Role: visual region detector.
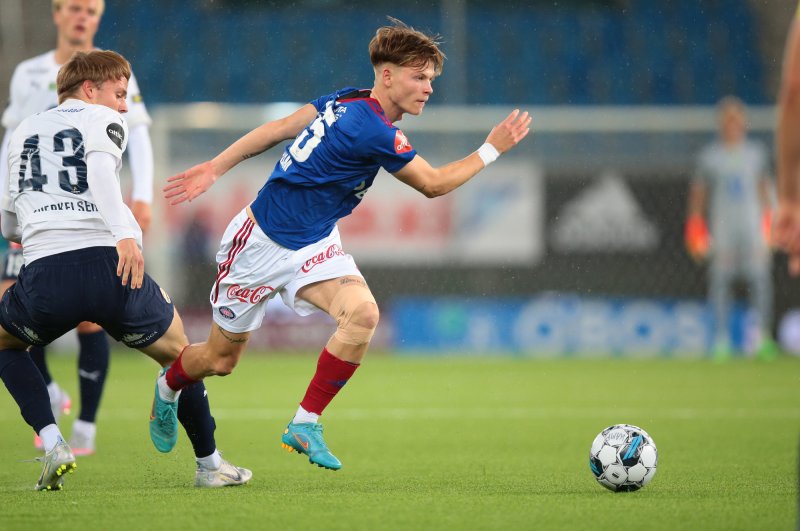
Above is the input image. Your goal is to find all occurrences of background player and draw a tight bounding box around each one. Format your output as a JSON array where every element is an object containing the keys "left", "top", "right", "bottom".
[
  {"left": 0, "top": 0, "right": 155, "bottom": 455},
  {"left": 685, "top": 96, "right": 777, "bottom": 360},
  {"left": 1, "top": 49, "right": 250, "bottom": 490},
  {"left": 153, "top": 19, "right": 531, "bottom": 470}
]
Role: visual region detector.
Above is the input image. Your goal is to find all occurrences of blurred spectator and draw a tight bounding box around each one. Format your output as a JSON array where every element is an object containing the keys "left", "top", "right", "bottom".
[
  {"left": 180, "top": 207, "right": 215, "bottom": 309},
  {"left": 685, "top": 96, "right": 778, "bottom": 360}
]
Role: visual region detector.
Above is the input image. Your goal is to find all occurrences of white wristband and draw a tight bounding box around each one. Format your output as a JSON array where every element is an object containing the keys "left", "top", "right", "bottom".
[{"left": 477, "top": 143, "right": 500, "bottom": 167}]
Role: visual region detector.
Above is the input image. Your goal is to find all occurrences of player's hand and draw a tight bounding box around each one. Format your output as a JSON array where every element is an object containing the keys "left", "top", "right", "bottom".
[
  {"left": 116, "top": 238, "right": 144, "bottom": 289},
  {"left": 684, "top": 214, "right": 710, "bottom": 263},
  {"left": 130, "top": 200, "right": 152, "bottom": 233},
  {"left": 485, "top": 109, "right": 532, "bottom": 154},
  {"left": 163, "top": 161, "right": 219, "bottom": 205},
  {"left": 773, "top": 200, "right": 800, "bottom": 275}
]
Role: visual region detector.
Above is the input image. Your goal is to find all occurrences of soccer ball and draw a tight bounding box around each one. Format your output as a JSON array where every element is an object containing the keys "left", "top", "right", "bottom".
[{"left": 589, "top": 424, "right": 657, "bottom": 492}]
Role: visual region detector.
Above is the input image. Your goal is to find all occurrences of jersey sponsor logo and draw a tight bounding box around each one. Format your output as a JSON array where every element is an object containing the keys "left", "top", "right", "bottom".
[
  {"left": 301, "top": 244, "right": 345, "bottom": 273},
  {"left": 106, "top": 123, "right": 125, "bottom": 149},
  {"left": 394, "top": 130, "right": 412, "bottom": 153},
  {"left": 219, "top": 306, "right": 236, "bottom": 320},
  {"left": 122, "top": 331, "right": 158, "bottom": 346},
  {"left": 226, "top": 284, "right": 272, "bottom": 304}
]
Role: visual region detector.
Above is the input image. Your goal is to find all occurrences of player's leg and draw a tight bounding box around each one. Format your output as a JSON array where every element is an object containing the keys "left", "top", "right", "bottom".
[
  {"left": 709, "top": 253, "right": 734, "bottom": 360},
  {"left": 0, "top": 278, "right": 76, "bottom": 490},
  {"left": 0, "top": 247, "right": 71, "bottom": 450},
  {"left": 281, "top": 275, "right": 379, "bottom": 470},
  {"left": 68, "top": 321, "right": 110, "bottom": 455},
  {"left": 137, "top": 307, "right": 251, "bottom": 486},
  {"left": 745, "top": 246, "right": 779, "bottom": 360}
]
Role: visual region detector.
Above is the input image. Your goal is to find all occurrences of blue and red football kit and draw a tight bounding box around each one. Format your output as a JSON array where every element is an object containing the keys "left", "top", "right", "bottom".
[{"left": 250, "top": 88, "right": 417, "bottom": 250}]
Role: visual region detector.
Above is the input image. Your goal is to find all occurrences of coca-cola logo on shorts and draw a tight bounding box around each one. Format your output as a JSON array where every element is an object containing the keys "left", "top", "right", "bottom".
[
  {"left": 301, "top": 244, "right": 345, "bottom": 273},
  {"left": 226, "top": 284, "right": 272, "bottom": 304}
]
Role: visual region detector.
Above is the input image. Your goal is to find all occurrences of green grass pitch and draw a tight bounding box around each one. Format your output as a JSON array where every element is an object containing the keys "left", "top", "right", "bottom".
[{"left": 0, "top": 352, "right": 797, "bottom": 530}]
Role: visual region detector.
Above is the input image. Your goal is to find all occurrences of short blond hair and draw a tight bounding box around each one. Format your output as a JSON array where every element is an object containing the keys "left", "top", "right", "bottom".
[
  {"left": 52, "top": 0, "right": 105, "bottom": 17},
  {"left": 369, "top": 17, "right": 445, "bottom": 75},
  {"left": 57, "top": 50, "right": 130, "bottom": 103}
]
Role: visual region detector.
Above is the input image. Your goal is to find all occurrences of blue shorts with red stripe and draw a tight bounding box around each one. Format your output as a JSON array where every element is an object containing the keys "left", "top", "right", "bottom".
[{"left": 0, "top": 246, "right": 174, "bottom": 347}]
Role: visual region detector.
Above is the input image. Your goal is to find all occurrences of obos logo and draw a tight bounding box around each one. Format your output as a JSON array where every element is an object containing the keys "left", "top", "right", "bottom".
[
  {"left": 219, "top": 306, "right": 236, "bottom": 320},
  {"left": 106, "top": 122, "right": 125, "bottom": 149}
]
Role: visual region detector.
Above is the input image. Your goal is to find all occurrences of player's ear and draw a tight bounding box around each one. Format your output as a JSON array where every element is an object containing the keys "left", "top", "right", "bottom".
[
  {"left": 81, "top": 80, "right": 96, "bottom": 100},
  {"left": 381, "top": 65, "right": 393, "bottom": 87}
]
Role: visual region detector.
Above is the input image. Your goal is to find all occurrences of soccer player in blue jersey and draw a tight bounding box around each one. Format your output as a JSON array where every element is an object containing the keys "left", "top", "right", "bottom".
[{"left": 156, "top": 18, "right": 531, "bottom": 470}]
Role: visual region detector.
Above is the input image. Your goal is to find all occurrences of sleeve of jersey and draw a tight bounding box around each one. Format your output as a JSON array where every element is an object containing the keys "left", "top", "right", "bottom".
[
  {"left": 83, "top": 107, "right": 128, "bottom": 158},
  {"left": 1, "top": 65, "right": 26, "bottom": 129},
  {"left": 362, "top": 123, "right": 417, "bottom": 173},
  {"left": 86, "top": 151, "right": 141, "bottom": 243},
  {"left": 124, "top": 71, "right": 152, "bottom": 128}
]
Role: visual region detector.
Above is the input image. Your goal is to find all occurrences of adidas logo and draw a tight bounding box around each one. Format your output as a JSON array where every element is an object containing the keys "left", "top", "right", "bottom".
[{"left": 550, "top": 172, "right": 659, "bottom": 252}]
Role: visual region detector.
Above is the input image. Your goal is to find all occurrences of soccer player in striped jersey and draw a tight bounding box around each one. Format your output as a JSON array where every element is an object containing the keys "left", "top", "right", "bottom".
[
  {"left": 0, "top": 0, "right": 153, "bottom": 455},
  {"left": 155, "top": 18, "right": 532, "bottom": 471}
]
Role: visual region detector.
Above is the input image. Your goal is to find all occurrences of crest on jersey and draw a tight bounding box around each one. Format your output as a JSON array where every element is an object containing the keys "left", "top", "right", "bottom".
[
  {"left": 394, "top": 130, "right": 412, "bottom": 153},
  {"left": 106, "top": 123, "right": 124, "bottom": 149}
]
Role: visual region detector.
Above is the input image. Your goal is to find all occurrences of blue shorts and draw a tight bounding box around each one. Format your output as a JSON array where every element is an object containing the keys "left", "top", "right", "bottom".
[{"left": 0, "top": 246, "right": 174, "bottom": 348}]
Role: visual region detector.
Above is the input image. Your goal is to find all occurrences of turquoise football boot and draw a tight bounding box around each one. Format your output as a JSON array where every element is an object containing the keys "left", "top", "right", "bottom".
[
  {"left": 281, "top": 422, "right": 342, "bottom": 470},
  {"left": 149, "top": 369, "right": 179, "bottom": 453}
]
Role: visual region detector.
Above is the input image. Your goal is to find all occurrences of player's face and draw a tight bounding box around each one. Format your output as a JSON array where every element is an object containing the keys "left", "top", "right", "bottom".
[
  {"left": 719, "top": 105, "right": 746, "bottom": 144},
  {"left": 54, "top": 0, "right": 102, "bottom": 47},
  {"left": 390, "top": 62, "right": 435, "bottom": 117},
  {"left": 90, "top": 77, "right": 128, "bottom": 113}
]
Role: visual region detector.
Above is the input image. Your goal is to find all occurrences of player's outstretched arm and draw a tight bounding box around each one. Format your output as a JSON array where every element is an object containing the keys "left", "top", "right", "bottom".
[
  {"left": 393, "top": 109, "right": 531, "bottom": 198},
  {"left": 164, "top": 104, "right": 318, "bottom": 205}
]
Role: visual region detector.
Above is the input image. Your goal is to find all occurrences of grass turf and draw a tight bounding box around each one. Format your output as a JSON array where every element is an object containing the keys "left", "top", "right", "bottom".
[{"left": 0, "top": 352, "right": 797, "bottom": 530}]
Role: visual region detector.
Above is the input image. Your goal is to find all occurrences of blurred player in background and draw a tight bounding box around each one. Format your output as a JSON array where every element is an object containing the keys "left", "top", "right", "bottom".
[
  {"left": 154, "top": 18, "right": 531, "bottom": 471},
  {"left": 0, "top": 0, "right": 154, "bottom": 455},
  {"left": 1, "top": 50, "right": 250, "bottom": 490},
  {"left": 685, "top": 96, "right": 777, "bottom": 361},
  {"left": 775, "top": 5, "right": 800, "bottom": 276}
]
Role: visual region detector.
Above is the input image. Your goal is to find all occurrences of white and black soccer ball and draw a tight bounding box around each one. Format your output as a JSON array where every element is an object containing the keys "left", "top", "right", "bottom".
[{"left": 589, "top": 424, "right": 657, "bottom": 492}]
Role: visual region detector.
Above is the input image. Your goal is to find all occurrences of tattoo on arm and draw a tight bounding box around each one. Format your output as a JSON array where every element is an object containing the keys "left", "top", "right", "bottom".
[
  {"left": 217, "top": 325, "right": 248, "bottom": 344},
  {"left": 241, "top": 152, "right": 261, "bottom": 161},
  {"left": 339, "top": 277, "right": 368, "bottom": 288}
]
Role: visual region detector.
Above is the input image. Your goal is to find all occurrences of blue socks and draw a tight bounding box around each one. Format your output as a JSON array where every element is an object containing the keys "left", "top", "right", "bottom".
[{"left": 0, "top": 348, "right": 55, "bottom": 433}]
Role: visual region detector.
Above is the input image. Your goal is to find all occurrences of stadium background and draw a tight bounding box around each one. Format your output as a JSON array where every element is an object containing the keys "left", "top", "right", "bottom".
[{"left": 1, "top": 0, "right": 799, "bottom": 356}]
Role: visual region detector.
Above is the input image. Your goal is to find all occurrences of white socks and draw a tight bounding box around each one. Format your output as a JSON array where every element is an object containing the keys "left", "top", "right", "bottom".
[
  {"left": 46, "top": 382, "right": 62, "bottom": 404},
  {"left": 196, "top": 450, "right": 222, "bottom": 470},
  {"left": 157, "top": 373, "right": 180, "bottom": 402},
  {"left": 39, "top": 424, "right": 64, "bottom": 453},
  {"left": 292, "top": 405, "right": 319, "bottom": 425},
  {"left": 71, "top": 419, "right": 96, "bottom": 439}
]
